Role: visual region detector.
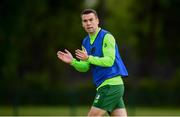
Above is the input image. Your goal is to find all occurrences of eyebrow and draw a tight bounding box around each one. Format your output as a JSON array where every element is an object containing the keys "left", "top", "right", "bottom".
[{"left": 83, "top": 18, "right": 94, "bottom": 22}]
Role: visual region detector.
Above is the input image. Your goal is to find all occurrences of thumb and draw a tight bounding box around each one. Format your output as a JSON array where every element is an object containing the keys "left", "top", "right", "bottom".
[
  {"left": 65, "top": 49, "right": 71, "bottom": 54},
  {"left": 64, "top": 49, "right": 72, "bottom": 56},
  {"left": 82, "top": 47, "right": 87, "bottom": 53}
]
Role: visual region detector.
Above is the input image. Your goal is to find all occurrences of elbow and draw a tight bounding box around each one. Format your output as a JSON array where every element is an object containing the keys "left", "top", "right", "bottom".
[
  {"left": 79, "top": 69, "right": 89, "bottom": 72},
  {"left": 105, "top": 59, "right": 114, "bottom": 67},
  {"left": 106, "top": 63, "right": 114, "bottom": 67},
  {"left": 75, "top": 66, "right": 89, "bottom": 72}
]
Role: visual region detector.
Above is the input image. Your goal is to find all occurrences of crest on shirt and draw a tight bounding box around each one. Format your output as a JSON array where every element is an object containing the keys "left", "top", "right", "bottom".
[
  {"left": 94, "top": 94, "right": 100, "bottom": 103},
  {"left": 104, "top": 43, "right": 107, "bottom": 48},
  {"left": 91, "top": 47, "right": 96, "bottom": 54}
]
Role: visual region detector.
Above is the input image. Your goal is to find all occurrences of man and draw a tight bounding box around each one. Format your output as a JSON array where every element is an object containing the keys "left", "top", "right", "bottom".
[{"left": 57, "top": 9, "right": 128, "bottom": 116}]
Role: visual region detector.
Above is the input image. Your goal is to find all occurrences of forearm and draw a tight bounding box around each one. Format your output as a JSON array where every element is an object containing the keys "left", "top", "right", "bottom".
[
  {"left": 71, "top": 58, "right": 90, "bottom": 72},
  {"left": 87, "top": 55, "right": 114, "bottom": 67}
]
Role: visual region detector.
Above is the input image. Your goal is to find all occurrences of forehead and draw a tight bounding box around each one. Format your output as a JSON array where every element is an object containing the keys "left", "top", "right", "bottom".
[{"left": 81, "top": 13, "right": 96, "bottom": 19}]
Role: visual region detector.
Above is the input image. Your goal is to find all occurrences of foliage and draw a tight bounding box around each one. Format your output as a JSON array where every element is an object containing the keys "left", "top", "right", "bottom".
[{"left": 0, "top": 0, "right": 180, "bottom": 106}]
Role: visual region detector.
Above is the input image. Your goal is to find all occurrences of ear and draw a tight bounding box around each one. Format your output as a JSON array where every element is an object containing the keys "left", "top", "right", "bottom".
[
  {"left": 97, "top": 18, "right": 99, "bottom": 25},
  {"left": 82, "top": 21, "right": 85, "bottom": 28}
]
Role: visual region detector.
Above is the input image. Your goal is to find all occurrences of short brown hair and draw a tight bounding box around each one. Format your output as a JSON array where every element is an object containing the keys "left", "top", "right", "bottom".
[{"left": 81, "top": 9, "right": 98, "bottom": 18}]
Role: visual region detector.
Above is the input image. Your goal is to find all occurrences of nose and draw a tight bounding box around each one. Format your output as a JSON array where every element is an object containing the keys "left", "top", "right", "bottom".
[{"left": 87, "top": 21, "right": 91, "bottom": 25}]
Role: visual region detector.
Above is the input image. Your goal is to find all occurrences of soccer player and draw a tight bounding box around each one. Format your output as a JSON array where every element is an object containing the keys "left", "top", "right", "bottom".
[{"left": 57, "top": 8, "right": 128, "bottom": 116}]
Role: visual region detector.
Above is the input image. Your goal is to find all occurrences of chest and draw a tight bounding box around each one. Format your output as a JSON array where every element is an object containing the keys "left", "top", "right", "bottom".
[{"left": 84, "top": 36, "right": 104, "bottom": 57}]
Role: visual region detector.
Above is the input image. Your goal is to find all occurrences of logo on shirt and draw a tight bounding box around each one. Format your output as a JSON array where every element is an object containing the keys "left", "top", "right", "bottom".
[
  {"left": 104, "top": 43, "right": 107, "bottom": 48},
  {"left": 94, "top": 94, "right": 100, "bottom": 103},
  {"left": 96, "top": 94, "right": 100, "bottom": 100},
  {"left": 91, "top": 47, "right": 96, "bottom": 54}
]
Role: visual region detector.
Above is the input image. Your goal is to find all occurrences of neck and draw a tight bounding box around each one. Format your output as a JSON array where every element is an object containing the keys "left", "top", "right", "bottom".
[{"left": 89, "top": 27, "right": 100, "bottom": 36}]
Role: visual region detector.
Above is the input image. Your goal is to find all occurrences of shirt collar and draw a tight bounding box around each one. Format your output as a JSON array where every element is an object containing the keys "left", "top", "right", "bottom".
[{"left": 89, "top": 27, "right": 101, "bottom": 39}]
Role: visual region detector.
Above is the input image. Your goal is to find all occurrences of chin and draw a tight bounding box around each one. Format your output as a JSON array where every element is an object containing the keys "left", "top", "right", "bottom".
[{"left": 87, "top": 29, "right": 94, "bottom": 33}]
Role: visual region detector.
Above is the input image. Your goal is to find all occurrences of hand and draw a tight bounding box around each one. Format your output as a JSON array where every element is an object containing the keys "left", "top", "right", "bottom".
[
  {"left": 57, "top": 49, "right": 73, "bottom": 64},
  {"left": 75, "top": 49, "right": 89, "bottom": 61}
]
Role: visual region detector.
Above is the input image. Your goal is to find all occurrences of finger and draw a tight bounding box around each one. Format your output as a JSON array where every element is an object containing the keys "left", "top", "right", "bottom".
[
  {"left": 76, "top": 55, "right": 83, "bottom": 60},
  {"left": 65, "top": 49, "right": 71, "bottom": 54},
  {"left": 76, "top": 49, "right": 84, "bottom": 55},
  {"left": 57, "top": 51, "right": 65, "bottom": 55},
  {"left": 75, "top": 49, "right": 81, "bottom": 53},
  {"left": 75, "top": 51, "right": 84, "bottom": 57},
  {"left": 76, "top": 56, "right": 81, "bottom": 60},
  {"left": 76, "top": 49, "right": 83, "bottom": 53},
  {"left": 57, "top": 52, "right": 64, "bottom": 57},
  {"left": 57, "top": 51, "right": 61, "bottom": 55},
  {"left": 57, "top": 52, "right": 65, "bottom": 57},
  {"left": 75, "top": 51, "right": 81, "bottom": 55},
  {"left": 57, "top": 54, "right": 63, "bottom": 60},
  {"left": 58, "top": 55, "right": 63, "bottom": 59},
  {"left": 75, "top": 51, "right": 83, "bottom": 56},
  {"left": 76, "top": 54, "right": 85, "bottom": 60},
  {"left": 75, "top": 51, "right": 82, "bottom": 56}
]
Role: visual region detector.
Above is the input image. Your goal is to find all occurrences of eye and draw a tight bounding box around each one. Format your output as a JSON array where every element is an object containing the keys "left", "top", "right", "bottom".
[
  {"left": 83, "top": 20, "right": 87, "bottom": 23},
  {"left": 89, "top": 18, "right": 93, "bottom": 22}
]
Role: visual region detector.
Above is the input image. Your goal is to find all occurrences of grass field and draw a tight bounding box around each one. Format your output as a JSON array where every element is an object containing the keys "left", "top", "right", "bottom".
[{"left": 0, "top": 106, "right": 180, "bottom": 116}]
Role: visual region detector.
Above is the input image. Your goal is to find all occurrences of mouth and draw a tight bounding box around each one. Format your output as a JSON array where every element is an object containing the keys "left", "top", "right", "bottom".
[{"left": 87, "top": 27, "right": 93, "bottom": 30}]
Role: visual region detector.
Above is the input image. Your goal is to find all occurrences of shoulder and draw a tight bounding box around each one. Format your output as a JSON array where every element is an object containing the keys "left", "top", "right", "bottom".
[
  {"left": 100, "top": 29, "right": 114, "bottom": 39},
  {"left": 82, "top": 35, "right": 89, "bottom": 44},
  {"left": 100, "top": 29, "right": 109, "bottom": 35},
  {"left": 104, "top": 33, "right": 115, "bottom": 43}
]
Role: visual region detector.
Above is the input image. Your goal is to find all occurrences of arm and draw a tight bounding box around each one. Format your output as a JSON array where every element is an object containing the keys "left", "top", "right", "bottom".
[
  {"left": 87, "top": 34, "right": 116, "bottom": 67},
  {"left": 71, "top": 58, "right": 90, "bottom": 72},
  {"left": 75, "top": 34, "right": 116, "bottom": 67},
  {"left": 57, "top": 49, "right": 90, "bottom": 72}
]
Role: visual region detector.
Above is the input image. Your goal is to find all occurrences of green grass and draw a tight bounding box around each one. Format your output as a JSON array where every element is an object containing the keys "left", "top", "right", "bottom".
[
  {"left": 128, "top": 107, "right": 180, "bottom": 116},
  {"left": 0, "top": 106, "right": 180, "bottom": 116}
]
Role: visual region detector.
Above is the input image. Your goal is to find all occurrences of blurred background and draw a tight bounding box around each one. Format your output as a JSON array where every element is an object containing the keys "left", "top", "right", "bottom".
[{"left": 0, "top": 0, "right": 180, "bottom": 116}]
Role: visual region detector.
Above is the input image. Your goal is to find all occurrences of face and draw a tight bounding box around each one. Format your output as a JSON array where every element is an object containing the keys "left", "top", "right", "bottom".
[{"left": 81, "top": 13, "right": 99, "bottom": 34}]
